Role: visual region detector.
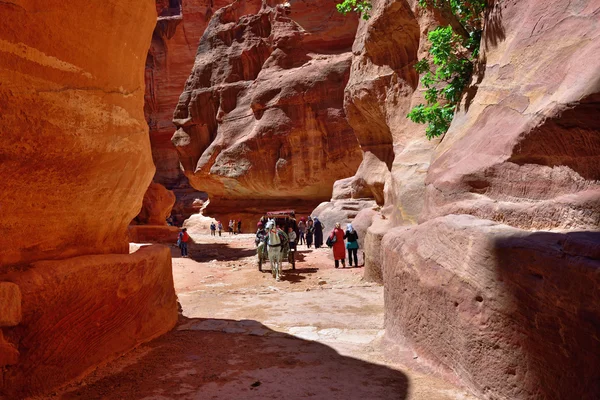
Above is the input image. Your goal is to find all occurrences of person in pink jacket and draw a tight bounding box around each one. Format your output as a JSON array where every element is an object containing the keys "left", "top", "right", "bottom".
[{"left": 329, "top": 222, "right": 346, "bottom": 268}]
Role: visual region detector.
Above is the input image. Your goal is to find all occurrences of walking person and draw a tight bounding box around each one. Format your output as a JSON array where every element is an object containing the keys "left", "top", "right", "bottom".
[
  {"left": 237, "top": 219, "right": 242, "bottom": 234},
  {"left": 344, "top": 223, "right": 359, "bottom": 267},
  {"left": 313, "top": 217, "right": 324, "bottom": 248},
  {"left": 228, "top": 220, "right": 234, "bottom": 235},
  {"left": 217, "top": 220, "right": 223, "bottom": 237},
  {"left": 177, "top": 228, "right": 190, "bottom": 258},
  {"left": 298, "top": 218, "right": 306, "bottom": 245},
  {"left": 305, "top": 219, "right": 314, "bottom": 248},
  {"left": 210, "top": 221, "right": 216, "bottom": 236},
  {"left": 328, "top": 223, "right": 346, "bottom": 268}
]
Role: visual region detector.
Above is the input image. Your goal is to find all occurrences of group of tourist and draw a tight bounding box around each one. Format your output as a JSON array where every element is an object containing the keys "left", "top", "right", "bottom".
[
  {"left": 254, "top": 215, "right": 360, "bottom": 268},
  {"left": 297, "top": 216, "right": 325, "bottom": 248},
  {"left": 228, "top": 219, "right": 242, "bottom": 234},
  {"left": 182, "top": 213, "right": 360, "bottom": 268},
  {"left": 209, "top": 221, "right": 224, "bottom": 236},
  {"left": 327, "top": 223, "right": 359, "bottom": 268}
]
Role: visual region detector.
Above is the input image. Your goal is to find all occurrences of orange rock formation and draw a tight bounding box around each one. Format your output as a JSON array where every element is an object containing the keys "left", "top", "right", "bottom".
[
  {"left": 0, "top": 1, "right": 177, "bottom": 396},
  {"left": 172, "top": 0, "right": 363, "bottom": 220}
]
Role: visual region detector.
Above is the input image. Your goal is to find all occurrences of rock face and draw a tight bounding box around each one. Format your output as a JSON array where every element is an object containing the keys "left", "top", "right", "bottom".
[
  {"left": 344, "top": 0, "right": 439, "bottom": 227},
  {"left": 371, "top": 0, "right": 600, "bottom": 399},
  {"left": 422, "top": 0, "right": 600, "bottom": 231},
  {"left": 0, "top": 1, "right": 154, "bottom": 266},
  {"left": 172, "top": 0, "right": 362, "bottom": 218},
  {"left": 134, "top": 182, "right": 176, "bottom": 226},
  {"left": 145, "top": 0, "right": 226, "bottom": 223},
  {"left": 1, "top": 246, "right": 177, "bottom": 397},
  {"left": 0, "top": 1, "right": 177, "bottom": 396},
  {"left": 383, "top": 215, "right": 600, "bottom": 399}
]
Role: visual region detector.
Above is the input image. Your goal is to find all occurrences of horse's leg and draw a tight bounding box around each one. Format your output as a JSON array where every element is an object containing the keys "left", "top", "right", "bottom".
[
  {"left": 275, "top": 249, "right": 282, "bottom": 281},
  {"left": 269, "top": 250, "right": 276, "bottom": 279}
]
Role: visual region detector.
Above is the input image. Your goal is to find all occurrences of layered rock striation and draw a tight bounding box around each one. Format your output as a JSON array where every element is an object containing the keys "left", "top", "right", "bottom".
[
  {"left": 145, "top": 0, "right": 227, "bottom": 223},
  {"left": 0, "top": 1, "right": 177, "bottom": 395},
  {"left": 172, "top": 0, "right": 362, "bottom": 218},
  {"left": 369, "top": 0, "right": 600, "bottom": 399}
]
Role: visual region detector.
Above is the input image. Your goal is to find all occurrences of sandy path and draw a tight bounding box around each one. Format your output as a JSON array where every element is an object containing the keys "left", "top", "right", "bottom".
[{"left": 46, "top": 233, "right": 477, "bottom": 400}]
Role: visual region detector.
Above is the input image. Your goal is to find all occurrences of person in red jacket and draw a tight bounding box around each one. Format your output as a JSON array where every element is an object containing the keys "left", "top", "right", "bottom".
[
  {"left": 178, "top": 228, "right": 190, "bottom": 257},
  {"left": 329, "top": 222, "right": 346, "bottom": 268}
]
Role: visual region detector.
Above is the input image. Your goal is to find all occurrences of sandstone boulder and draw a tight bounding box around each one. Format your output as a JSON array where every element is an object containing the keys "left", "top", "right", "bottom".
[
  {"left": 383, "top": 214, "right": 600, "bottom": 400},
  {"left": 351, "top": 151, "right": 391, "bottom": 205},
  {"left": 311, "top": 199, "right": 378, "bottom": 236},
  {"left": 183, "top": 213, "right": 217, "bottom": 234},
  {"left": 1, "top": 245, "right": 177, "bottom": 397},
  {"left": 134, "top": 182, "right": 176, "bottom": 226},
  {"left": 172, "top": 0, "right": 362, "bottom": 217}
]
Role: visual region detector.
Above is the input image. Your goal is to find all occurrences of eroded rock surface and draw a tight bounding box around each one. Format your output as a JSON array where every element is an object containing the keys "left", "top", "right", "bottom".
[
  {"left": 134, "top": 182, "right": 176, "bottom": 226},
  {"left": 145, "top": 0, "right": 226, "bottom": 224},
  {"left": 383, "top": 215, "right": 600, "bottom": 399},
  {"left": 0, "top": 1, "right": 155, "bottom": 266},
  {"left": 1, "top": 246, "right": 177, "bottom": 397},
  {"left": 0, "top": 1, "right": 177, "bottom": 396},
  {"left": 376, "top": 1, "right": 600, "bottom": 399},
  {"left": 422, "top": 0, "right": 600, "bottom": 230},
  {"left": 172, "top": 0, "right": 362, "bottom": 217}
]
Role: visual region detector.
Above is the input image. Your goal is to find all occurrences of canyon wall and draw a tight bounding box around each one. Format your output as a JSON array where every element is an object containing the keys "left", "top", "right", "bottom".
[
  {"left": 0, "top": 1, "right": 177, "bottom": 396},
  {"left": 171, "top": 0, "right": 363, "bottom": 221},
  {"left": 145, "top": 0, "right": 228, "bottom": 224},
  {"left": 359, "top": 0, "right": 600, "bottom": 399}
]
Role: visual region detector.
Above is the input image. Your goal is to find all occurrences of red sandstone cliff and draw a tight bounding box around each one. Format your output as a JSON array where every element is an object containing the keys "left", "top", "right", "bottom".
[
  {"left": 344, "top": 0, "right": 600, "bottom": 399},
  {"left": 0, "top": 1, "right": 177, "bottom": 396},
  {"left": 171, "top": 0, "right": 362, "bottom": 219},
  {"left": 145, "top": 0, "right": 229, "bottom": 224}
]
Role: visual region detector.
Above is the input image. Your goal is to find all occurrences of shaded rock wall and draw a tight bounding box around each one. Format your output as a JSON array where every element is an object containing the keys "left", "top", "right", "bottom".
[
  {"left": 172, "top": 0, "right": 362, "bottom": 218},
  {"left": 2, "top": 246, "right": 177, "bottom": 397},
  {"left": 376, "top": 0, "right": 600, "bottom": 399},
  {"left": 0, "top": 1, "right": 177, "bottom": 395},
  {"left": 384, "top": 215, "right": 600, "bottom": 399}
]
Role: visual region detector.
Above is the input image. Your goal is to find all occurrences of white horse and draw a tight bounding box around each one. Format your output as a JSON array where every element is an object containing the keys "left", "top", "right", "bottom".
[{"left": 266, "top": 220, "right": 284, "bottom": 281}]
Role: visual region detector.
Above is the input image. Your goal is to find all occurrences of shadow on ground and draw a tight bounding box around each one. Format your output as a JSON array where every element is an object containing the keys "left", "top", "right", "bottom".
[
  {"left": 172, "top": 241, "right": 257, "bottom": 262},
  {"left": 57, "top": 318, "right": 409, "bottom": 400}
]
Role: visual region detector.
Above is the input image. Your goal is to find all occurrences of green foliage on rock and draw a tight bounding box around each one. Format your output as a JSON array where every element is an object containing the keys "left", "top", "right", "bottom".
[
  {"left": 335, "top": 0, "right": 486, "bottom": 139},
  {"left": 336, "top": 0, "right": 372, "bottom": 20},
  {"left": 408, "top": 0, "right": 486, "bottom": 139}
]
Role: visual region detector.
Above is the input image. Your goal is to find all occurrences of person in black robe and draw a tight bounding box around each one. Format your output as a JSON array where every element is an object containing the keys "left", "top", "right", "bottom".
[
  {"left": 313, "top": 217, "right": 324, "bottom": 248},
  {"left": 305, "top": 219, "right": 314, "bottom": 248}
]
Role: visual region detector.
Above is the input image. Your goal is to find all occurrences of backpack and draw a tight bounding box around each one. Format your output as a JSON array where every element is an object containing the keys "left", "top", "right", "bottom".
[{"left": 326, "top": 231, "right": 337, "bottom": 248}]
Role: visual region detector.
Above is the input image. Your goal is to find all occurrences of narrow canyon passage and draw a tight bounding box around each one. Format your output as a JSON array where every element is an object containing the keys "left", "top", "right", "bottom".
[{"left": 47, "top": 234, "right": 475, "bottom": 400}]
